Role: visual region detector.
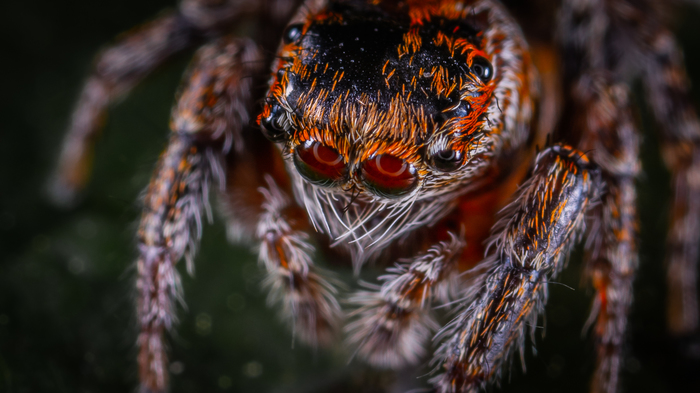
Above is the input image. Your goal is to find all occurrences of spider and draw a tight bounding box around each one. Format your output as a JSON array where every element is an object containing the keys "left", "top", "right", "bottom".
[{"left": 51, "top": 0, "right": 700, "bottom": 392}]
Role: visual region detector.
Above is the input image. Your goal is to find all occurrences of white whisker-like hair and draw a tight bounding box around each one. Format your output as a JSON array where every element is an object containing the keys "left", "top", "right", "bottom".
[{"left": 290, "top": 171, "right": 468, "bottom": 268}]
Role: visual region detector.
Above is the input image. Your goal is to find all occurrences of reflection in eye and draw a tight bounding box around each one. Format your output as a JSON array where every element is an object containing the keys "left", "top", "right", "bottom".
[
  {"left": 283, "top": 23, "right": 304, "bottom": 44},
  {"left": 361, "top": 154, "right": 418, "bottom": 198},
  {"left": 471, "top": 56, "right": 493, "bottom": 83},
  {"left": 431, "top": 148, "right": 463, "bottom": 172},
  {"left": 260, "top": 103, "right": 287, "bottom": 142},
  {"left": 293, "top": 141, "right": 347, "bottom": 187}
]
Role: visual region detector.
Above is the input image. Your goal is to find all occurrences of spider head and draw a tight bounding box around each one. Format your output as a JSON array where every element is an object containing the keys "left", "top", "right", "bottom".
[{"left": 258, "top": 0, "right": 534, "bottom": 252}]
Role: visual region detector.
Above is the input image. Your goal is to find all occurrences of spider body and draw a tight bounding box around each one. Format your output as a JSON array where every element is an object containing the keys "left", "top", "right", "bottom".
[{"left": 52, "top": 0, "right": 700, "bottom": 392}]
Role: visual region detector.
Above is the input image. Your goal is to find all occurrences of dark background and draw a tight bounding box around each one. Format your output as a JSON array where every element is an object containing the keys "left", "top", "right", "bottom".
[{"left": 1, "top": 1, "right": 700, "bottom": 392}]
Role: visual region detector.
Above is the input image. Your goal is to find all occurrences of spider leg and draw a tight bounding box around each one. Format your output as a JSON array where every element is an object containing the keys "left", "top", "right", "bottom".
[
  {"left": 574, "top": 74, "right": 640, "bottom": 393},
  {"left": 50, "top": 0, "right": 258, "bottom": 204},
  {"left": 561, "top": 0, "right": 700, "bottom": 337},
  {"left": 641, "top": 28, "right": 700, "bottom": 335},
  {"left": 347, "top": 230, "right": 466, "bottom": 368},
  {"left": 256, "top": 177, "right": 343, "bottom": 346},
  {"left": 431, "top": 145, "right": 599, "bottom": 393},
  {"left": 135, "top": 37, "right": 262, "bottom": 393}
]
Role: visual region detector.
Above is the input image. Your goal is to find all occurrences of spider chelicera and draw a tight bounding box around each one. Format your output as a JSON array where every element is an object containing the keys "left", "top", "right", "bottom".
[{"left": 52, "top": 0, "right": 700, "bottom": 392}]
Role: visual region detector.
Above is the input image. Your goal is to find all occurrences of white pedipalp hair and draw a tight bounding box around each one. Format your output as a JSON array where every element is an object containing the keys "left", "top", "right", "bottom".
[{"left": 290, "top": 170, "right": 462, "bottom": 269}]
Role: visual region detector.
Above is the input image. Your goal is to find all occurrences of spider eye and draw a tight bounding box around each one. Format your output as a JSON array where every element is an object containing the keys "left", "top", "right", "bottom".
[
  {"left": 260, "top": 103, "right": 288, "bottom": 142},
  {"left": 283, "top": 23, "right": 304, "bottom": 44},
  {"left": 431, "top": 149, "right": 463, "bottom": 172},
  {"left": 471, "top": 56, "right": 493, "bottom": 83},
  {"left": 293, "top": 141, "right": 347, "bottom": 186},
  {"left": 361, "top": 154, "right": 418, "bottom": 198},
  {"left": 439, "top": 100, "right": 472, "bottom": 123},
  {"left": 451, "top": 101, "right": 472, "bottom": 118}
]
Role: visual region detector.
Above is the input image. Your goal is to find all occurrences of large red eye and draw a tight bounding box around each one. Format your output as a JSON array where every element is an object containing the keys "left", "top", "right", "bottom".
[
  {"left": 361, "top": 154, "right": 418, "bottom": 198},
  {"left": 293, "top": 141, "right": 347, "bottom": 186}
]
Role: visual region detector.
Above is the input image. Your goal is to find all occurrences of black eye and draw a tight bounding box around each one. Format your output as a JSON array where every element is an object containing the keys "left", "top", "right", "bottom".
[
  {"left": 260, "top": 103, "right": 287, "bottom": 142},
  {"left": 450, "top": 100, "right": 471, "bottom": 118},
  {"left": 438, "top": 91, "right": 471, "bottom": 124},
  {"left": 431, "top": 149, "right": 463, "bottom": 172},
  {"left": 471, "top": 56, "right": 493, "bottom": 83},
  {"left": 283, "top": 23, "right": 304, "bottom": 44}
]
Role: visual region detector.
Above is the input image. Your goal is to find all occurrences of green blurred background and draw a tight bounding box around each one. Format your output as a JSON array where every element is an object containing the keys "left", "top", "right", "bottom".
[{"left": 1, "top": 1, "right": 700, "bottom": 392}]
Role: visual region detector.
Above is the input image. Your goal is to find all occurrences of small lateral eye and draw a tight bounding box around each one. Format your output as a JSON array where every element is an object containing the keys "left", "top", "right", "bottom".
[
  {"left": 451, "top": 101, "right": 471, "bottom": 118},
  {"left": 260, "top": 103, "right": 287, "bottom": 142},
  {"left": 471, "top": 56, "right": 493, "bottom": 83},
  {"left": 361, "top": 154, "right": 418, "bottom": 198},
  {"left": 440, "top": 100, "right": 472, "bottom": 123},
  {"left": 438, "top": 91, "right": 472, "bottom": 124},
  {"left": 293, "top": 141, "right": 347, "bottom": 187},
  {"left": 431, "top": 148, "right": 463, "bottom": 172},
  {"left": 283, "top": 23, "right": 304, "bottom": 44}
]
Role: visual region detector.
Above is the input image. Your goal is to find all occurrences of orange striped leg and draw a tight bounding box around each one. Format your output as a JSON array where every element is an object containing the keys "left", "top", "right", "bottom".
[
  {"left": 432, "top": 145, "right": 598, "bottom": 393},
  {"left": 574, "top": 74, "right": 640, "bottom": 393},
  {"left": 346, "top": 231, "right": 466, "bottom": 368},
  {"left": 643, "top": 29, "right": 700, "bottom": 334},
  {"left": 135, "top": 38, "right": 262, "bottom": 393}
]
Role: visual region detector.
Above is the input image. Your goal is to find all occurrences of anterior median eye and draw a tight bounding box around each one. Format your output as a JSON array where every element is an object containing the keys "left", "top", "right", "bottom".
[
  {"left": 361, "top": 154, "right": 418, "bottom": 198},
  {"left": 293, "top": 141, "right": 347, "bottom": 186}
]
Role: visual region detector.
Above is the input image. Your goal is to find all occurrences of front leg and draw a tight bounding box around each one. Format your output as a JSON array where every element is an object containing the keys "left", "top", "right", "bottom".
[
  {"left": 432, "top": 145, "right": 598, "bottom": 392},
  {"left": 136, "top": 37, "right": 262, "bottom": 392}
]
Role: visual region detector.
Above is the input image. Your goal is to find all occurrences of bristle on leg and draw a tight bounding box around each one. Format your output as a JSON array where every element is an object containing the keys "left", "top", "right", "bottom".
[
  {"left": 257, "top": 177, "right": 342, "bottom": 345},
  {"left": 431, "top": 146, "right": 598, "bottom": 392},
  {"left": 347, "top": 233, "right": 465, "bottom": 368}
]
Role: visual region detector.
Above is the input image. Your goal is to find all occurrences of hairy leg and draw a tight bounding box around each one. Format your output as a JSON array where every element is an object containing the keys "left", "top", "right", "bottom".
[
  {"left": 558, "top": 3, "right": 658, "bottom": 391},
  {"left": 575, "top": 73, "right": 640, "bottom": 393},
  {"left": 642, "top": 28, "right": 700, "bottom": 335},
  {"left": 135, "top": 37, "right": 262, "bottom": 393},
  {"left": 347, "top": 230, "right": 466, "bottom": 368},
  {"left": 560, "top": 0, "right": 700, "bottom": 337},
  {"left": 51, "top": 0, "right": 261, "bottom": 204},
  {"left": 256, "top": 177, "right": 343, "bottom": 346},
  {"left": 432, "top": 145, "right": 598, "bottom": 393}
]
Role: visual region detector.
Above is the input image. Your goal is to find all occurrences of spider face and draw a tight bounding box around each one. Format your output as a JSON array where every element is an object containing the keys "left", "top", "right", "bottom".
[
  {"left": 259, "top": 0, "right": 535, "bottom": 251},
  {"left": 261, "top": 2, "right": 510, "bottom": 199}
]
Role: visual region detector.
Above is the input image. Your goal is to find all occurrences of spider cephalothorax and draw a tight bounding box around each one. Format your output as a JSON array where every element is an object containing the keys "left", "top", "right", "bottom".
[
  {"left": 260, "top": 0, "right": 537, "bottom": 256},
  {"left": 52, "top": 0, "right": 700, "bottom": 392}
]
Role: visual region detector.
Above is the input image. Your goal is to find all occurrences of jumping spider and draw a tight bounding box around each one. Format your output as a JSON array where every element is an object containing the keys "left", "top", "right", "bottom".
[{"left": 52, "top": 0, "right": 700, "bottom": 392}]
